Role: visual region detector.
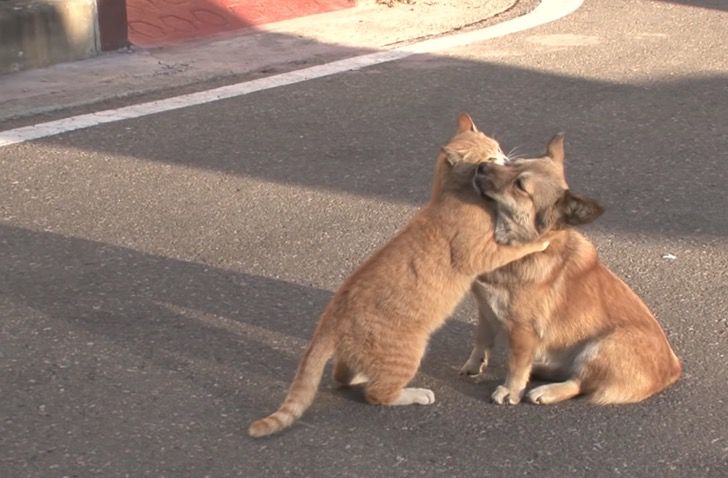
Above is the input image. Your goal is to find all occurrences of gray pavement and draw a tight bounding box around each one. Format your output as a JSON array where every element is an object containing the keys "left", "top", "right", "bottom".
[{"left": 1, "top": 0, "right": 728, "bottom": 476}]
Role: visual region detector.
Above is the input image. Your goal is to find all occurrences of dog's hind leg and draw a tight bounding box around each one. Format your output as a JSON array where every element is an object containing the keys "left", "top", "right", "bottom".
[{"left": 527, "top": 380, "right": 581, "bottom": 405}]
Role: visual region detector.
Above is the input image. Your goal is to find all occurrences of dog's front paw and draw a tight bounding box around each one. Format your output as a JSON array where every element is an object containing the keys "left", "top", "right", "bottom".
[
  {"left": 491, "top": 385, "right": 522, "bottom": 405},
  {"left": 459, "top": 358, "right": 486, "bottom": 377}
]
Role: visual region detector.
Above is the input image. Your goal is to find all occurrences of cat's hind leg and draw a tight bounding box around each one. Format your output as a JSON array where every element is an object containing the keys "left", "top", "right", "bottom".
[
  {"left": 333, "top": 359, "right": 367, "bottom": 387},
  {"left": 365, "top": 380, "right": 435, "bottom": 406},
  {"left": 363, "top": 345, "right": 434, "bottom": 406}
]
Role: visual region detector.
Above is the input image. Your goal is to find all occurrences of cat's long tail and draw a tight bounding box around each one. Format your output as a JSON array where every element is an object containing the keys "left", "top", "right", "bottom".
[{"left": 248, "top": 319, "right": 336, "bottom": 437}]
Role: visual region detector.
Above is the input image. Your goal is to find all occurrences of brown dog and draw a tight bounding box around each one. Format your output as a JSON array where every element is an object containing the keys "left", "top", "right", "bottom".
[{"left": 461, "top": 133, "right": 681, "bottom": 405}]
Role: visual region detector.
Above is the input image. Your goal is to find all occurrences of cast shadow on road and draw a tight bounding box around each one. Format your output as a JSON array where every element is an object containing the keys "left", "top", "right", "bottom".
[
  {"left": 662, "top": 0, "right": 728, "bottom": 11},
  {"left": 40, "top": 56, "right": 728, "bottom": 241},
  {"left": 0, "top": 223, "right": 491, "bottom": 412}
]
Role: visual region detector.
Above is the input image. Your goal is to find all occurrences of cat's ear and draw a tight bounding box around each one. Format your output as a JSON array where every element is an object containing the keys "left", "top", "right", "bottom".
[
  {"left": 546, "top": 132, "right": 565, "bottom": 164},
  {"left": 456, "top": 112, "right": 479, "bottom": 133},
  {"left": 441, "top": 146, "right": 462, "bottom": 166}
]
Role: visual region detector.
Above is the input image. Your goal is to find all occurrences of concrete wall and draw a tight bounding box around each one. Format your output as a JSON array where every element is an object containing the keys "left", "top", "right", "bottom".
[{"left": 0, "top": 0, "right": 100, "bottom": 74}]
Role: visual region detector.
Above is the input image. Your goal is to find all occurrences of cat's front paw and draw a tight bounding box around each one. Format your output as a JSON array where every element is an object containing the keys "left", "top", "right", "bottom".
[{"left": 491, "top": 385, "right": 523, "bottom": 405}]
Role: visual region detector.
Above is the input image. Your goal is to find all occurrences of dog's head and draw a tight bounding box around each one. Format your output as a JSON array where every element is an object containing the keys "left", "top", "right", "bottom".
[{"left": 473, "top": 133, "right": 604, "bottom": 244}]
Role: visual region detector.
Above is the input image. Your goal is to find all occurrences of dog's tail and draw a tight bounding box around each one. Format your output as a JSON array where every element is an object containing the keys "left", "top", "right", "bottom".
[{"left": 248, "top": 320, "right": 335, "bottom": 437}]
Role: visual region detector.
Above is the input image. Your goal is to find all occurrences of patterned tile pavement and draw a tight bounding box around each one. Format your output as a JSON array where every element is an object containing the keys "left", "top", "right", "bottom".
[{"left": 127, "top": 0, "right": 356, "bottom": 47}]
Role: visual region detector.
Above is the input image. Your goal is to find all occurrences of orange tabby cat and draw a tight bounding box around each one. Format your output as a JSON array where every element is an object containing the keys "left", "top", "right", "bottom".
[{"left": 248, "top": 114, "right": 549, "bottom": 437}]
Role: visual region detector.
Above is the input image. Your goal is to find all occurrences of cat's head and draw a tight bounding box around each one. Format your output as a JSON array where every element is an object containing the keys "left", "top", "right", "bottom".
[{"left": 432, "top": 113, "right": 507, "bottom": 196}]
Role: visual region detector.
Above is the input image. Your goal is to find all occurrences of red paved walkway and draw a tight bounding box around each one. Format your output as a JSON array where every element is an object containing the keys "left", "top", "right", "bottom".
[{"left": 127, "top": 0, "right": 356, "bottom": 47}]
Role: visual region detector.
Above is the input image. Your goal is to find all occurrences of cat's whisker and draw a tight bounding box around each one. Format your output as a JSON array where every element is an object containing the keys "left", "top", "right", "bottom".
[
  {"left": 507, "top": 145, "right": 523, "bottom": 157},
  {"left": 505, "top": 145, "right": 526, "bottom": 164}
]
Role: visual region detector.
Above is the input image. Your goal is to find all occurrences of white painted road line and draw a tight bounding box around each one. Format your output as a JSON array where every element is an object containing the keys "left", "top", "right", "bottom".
[{"left": 0, "top": 0, "right": 583, "bottom": 148}]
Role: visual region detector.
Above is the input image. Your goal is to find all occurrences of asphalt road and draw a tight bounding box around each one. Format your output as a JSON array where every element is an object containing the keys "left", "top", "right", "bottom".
[{"left": 1, "top": 0, "right": 727, "bottom": 476}]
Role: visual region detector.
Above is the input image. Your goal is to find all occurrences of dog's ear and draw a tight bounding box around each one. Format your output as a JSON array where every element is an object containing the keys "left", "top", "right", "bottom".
[
  {"left": 456, "top": 112, "right": 479, "bottom": 134},
  {"left": 559, "top": 190, "right": 604, "bottom": 226},
  {"left": 537, "top": 190, "right": 603, "bottom": 232},
  {"left": 546, "top": 132, "right": 565, "bottom": 165}
]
